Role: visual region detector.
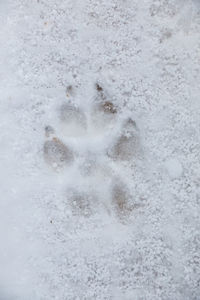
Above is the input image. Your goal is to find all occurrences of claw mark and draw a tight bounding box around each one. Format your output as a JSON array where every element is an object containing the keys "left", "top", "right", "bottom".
[
  {"left": 66, "top": 85, "right": 74, "bottom": 98},
  {"left": 124, "top": 118, "right": 137, "bottom": 131},
  {"left": 95, "top": 83, "right": 103, "bottom": 92},
  {"left": 95, "top": 82, "right": 117, "bottom": 115},
  {"left": 45, "top": 125, "right": 55, "bottom": 138}
]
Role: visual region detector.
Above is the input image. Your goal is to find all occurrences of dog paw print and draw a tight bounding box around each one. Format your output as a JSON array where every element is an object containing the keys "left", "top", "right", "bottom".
[{"left": 43, "top": 82, "right": 142, "bottom": 220}]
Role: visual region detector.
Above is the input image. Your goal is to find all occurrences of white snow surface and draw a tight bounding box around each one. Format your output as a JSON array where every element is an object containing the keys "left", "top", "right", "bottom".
[
  {"left": 165, "top": 158, "right": 183, "bottom": 179},
  {"left": 0, "top": 0, "right": 200, "bottom": 299}
]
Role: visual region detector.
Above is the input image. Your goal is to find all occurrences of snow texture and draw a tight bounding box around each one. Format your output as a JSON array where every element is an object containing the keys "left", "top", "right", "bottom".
[
  {"left": 165, "top": 158, "right": 183, "bottom": 179},
  {"left": 0, "top": 0, "right": 200, "bottom": 299}
]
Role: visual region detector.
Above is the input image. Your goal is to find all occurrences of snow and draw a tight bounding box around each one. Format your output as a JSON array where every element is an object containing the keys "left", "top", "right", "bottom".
[
  {"left": 0, "top": 0, "right": 200, "bottom": 299},
  {"left": 165, "top": 158, "right": 183, "bottom": 179}
]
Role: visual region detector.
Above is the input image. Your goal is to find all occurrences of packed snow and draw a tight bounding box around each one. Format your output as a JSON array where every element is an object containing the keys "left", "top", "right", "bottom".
[{"left": 0, "top": 0, "right": 200, "bottom": 299}]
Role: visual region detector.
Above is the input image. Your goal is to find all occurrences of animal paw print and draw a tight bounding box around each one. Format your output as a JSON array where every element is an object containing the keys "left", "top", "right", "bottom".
[{"left": 43, "top": 83, "right": 141, "bottom": 220}]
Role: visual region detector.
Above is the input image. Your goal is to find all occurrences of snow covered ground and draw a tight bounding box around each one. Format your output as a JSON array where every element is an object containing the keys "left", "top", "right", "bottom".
[{"left": 0, "top": 0, "right": 200, "bottom": 299}]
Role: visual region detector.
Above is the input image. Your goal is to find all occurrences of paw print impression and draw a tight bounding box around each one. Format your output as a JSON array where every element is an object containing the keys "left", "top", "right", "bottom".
[
  {"left": 108, "top": 118, "right": 140, "bottom": 161},
  {"left": 43, "top": 82, "right": 143, "bottom": 220},
  {"left": 111, "top": 177, "right": 142, "bottom": 221},
  {"left": 111, "top": 178, "right": 131, "bottom": 219},
  {"left": 67, "top": 188, "right": 98, "bottom": 217},
  {"left": 43, "top": 126, "right": 74, "bottom": 170}
]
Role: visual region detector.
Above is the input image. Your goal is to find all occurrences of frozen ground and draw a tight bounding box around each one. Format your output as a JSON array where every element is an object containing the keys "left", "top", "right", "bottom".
[{"left": 0, "top": 0, "right": 200, "bottom": 299}]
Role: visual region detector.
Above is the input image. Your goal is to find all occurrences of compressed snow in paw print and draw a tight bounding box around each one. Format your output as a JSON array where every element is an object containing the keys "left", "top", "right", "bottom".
[
  {"left": 111, "top": 179, "right": 130, "bottom": 215},
  {"left": 59, "top": 103, "right": 87, "bottom": 136},
  {"left": 108, "top": 118, "right": 140, "bottom": 161},
  {"left": 42, "top": 84, "right": 143, "bottom": 220},
  {"left": 67, "top": 188, "right": 97, "bottom": 217},
  {"left": 43, "top": 127, "right": 74, "bottom": 170},
  {"left": 78, "top": 155, "right": 98, "bottom": 177},
  {"left": 111, "top": 177, "right": 142, "bottom": 221},
  {"left": 110, "top": 177, "right": 139, "bottom": 221}
]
